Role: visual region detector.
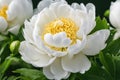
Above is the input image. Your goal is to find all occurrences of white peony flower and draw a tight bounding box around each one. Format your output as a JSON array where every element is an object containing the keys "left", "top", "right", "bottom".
[
  {"left": 0, "top": 0, "right": 33, "bottom": 35},
  {"left": 109, "top": 0, "right": 120, "bottom": 40},
  {"left": 19, "top": 0, "right": 110, "bottom": 80}
]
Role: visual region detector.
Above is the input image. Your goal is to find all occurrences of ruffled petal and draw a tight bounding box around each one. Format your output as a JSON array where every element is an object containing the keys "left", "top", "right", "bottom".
[
  {"left": 0, "top": 17, "right": 8, "bottom": 32},
  {"left": 36, "top": 0, "right": 66, "bottom": 13},
  {"left": 43, "top": 66, "right": 54, "bottom": 79},
  {"left": 44, "top": 32, "right": 71, "bottom": 47},
  {"left": 19, "top": 41, "right": 56, "bottom": 67},
  {"left": 8, "top": 24, "right": 20, "bottom": 35},
  {"left": 71, "top": 3, "right": 87, "bottom": 12},
  {"left": 51, "top": 58, "right": 69, "bottom": 80},
  {"left": 67, "top": 35, "right": 86, "bottom": 56},
  {"left": 7, "top": 0, "right": 33, "bottom": 26},
  {"left": 71, "top": 3, "right": 96, "bottom": 35},
  {"left": 0, "top": 0, "right": 12, "bottom": 7},
  {"left": 34, "top": 7, "right": 56, "bottom": 35},
  {"left": 82, "top": 30, "right": 110, "bottom": 55},
  {"left": 37, "top": 0, "right": 53, "bottom": 13},
  {"left": 23, "top": 15, "right": 37, "bottom": 42},
  {"left": 109, "top": 0, "right": 120, "bottom": 29},
  {"left": 62, "top": 53, "right": 91, "bottom": 73},
  {"left": 43, "top": 58, "right": 69, "bottom": 80},
  {"left": 49, "top": 1, "right": 72, "bottom": 18}
]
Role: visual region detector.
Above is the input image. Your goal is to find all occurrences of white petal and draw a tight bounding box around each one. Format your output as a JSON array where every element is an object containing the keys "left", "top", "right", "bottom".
[
  {"left": 19, "top": 41, "right": 56, "bottom": 67},
  {"left": 37, "top": 0, "right": 53, "bottom": 12},
  {"left": 33, "top": 30, "right": 68, "bottom": 57},
  {"left": 71, "top": 3, "right": 81, "bottom": 9},
  {"left": 52, "top": 32, "right": 71, "bottom": 47},
  {"left": 0, "top": 0, "right": 12, "bottom": 7},
  {"left": 109, "top": 0, "right": 120, "bottom": 29},
  {"left": 82, "top": 30, "right": 110, "bottom": 55},
  {"left": 86, "top": 3, "right": 95, "bottom": 21},
  {"left": 67, "top": 35, "right": 86, "bottom": 56},
  {"left": 86, "top": 3, "right": 96, "bottom": 34},
  {"left": 31, "top": 31, "right": 68, "bottom": 57},
  {"left": 53, "top": 32, "right": 66, "bottom": 47},
  {"left": 0, "top": 17, "right": 8, "bottom": 32},
  {"left": 23, "top": 14, "right": 38, "bottom": 43},
  {"left": 34, "top": 7, "right": 56, "bottom": 35},
  {"left": 71, "top": 9, "right": 89, "bottom": 35},
  {"left": 23, "top": 20, "right": 34, "bottom": 42},
  {"left": 8, "top": 24, "right": 20, "bottom": 35},
  {"left": 50, "top": 58, "right": 69, "bottom": 80},
  {"left": 44, "top": 33, "right": 54, "bottom": 46},
  {"left": 71, "top": 3, "right": 87, "bottom": 12},
  {"left": 114, "top": 29, "right": 120, "bottom": 40},
  {"left": 49, "top": 1, "right": 72, "bottom": 18},
  {"left": 44, "top": 32, "right": 71, "bottom": 47},
  {"left": 45, "top": 46, "right": 67, "bottom": 57},
  {"left": 43, "top": 58, "right": 70, "bottom": 80},
  {"left": 43, "top": 66, "right": 54, "bottom": 79},
  {"left": 71, "top": 3, "right": 87, "bottom": 13},
  {"left": 62, "top": 38, "right": 71, "bottom": 47},
  {"left": 67, "top": 40, "right": 81, "bottom": 55},
  {"left": 71, "top": 3, "right": 96, "bottom": 35},
  {"left": 7, "top": 0, "right": 33, "bottom": 25},
  {"left": 76, "top": 10, "right": 95, "bottom": 35},
  {"left": 36, "top": 0, "right": 66, "bottom": 13},
  {"left": 62, "top": 53, "right": 91, "bottom": 73}
]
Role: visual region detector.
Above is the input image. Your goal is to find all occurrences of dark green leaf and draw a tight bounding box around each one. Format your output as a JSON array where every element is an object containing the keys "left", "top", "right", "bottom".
[
  {"left": 13, "top": 68, "right": 47, "bottom": 80},
  {"left": 113, "top": 56, "right": 120, "bottom": 80},
  {"left": 68, "top": 73, "right": 77, "bottom": 80},
  {"left": 7, "top": 76, "right": 18, "bottom": 80},
  {"left": 90, "top": 16, "right": 109, "bottom": 34},
  {"left": 104, "top": 38, "right": 120, "bottom": 55},
  {"left": 0, "top": 56, "right": 18, "bottom": 80},
  {"left": 0, "top": 42, "right": 9, "bottom": 57},
  {"left": 99, "top": 52, "right": 115, "bottom": 79}
]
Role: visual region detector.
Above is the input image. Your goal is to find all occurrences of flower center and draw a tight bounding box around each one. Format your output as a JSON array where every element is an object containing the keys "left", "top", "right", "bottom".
[
  {"left": 43, "top": 18, "right": 79, "bottom": 44},
  {"left": 0, "top": 6, "right": 8, "bottom": 19}
]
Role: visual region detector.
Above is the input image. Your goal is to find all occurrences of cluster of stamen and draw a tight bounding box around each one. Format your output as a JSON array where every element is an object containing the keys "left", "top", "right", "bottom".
[
  {"left": 0, "top": 6, "right": 8, "bottom": 19},
  {"left": 42, "top": 18, "right": 79, "bottom": 51}
]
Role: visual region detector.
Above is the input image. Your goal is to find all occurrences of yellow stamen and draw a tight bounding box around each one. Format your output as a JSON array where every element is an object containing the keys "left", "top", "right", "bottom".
[
  {"left": 43, "top": 18, "right": 79, "bottom": 44},
  {"left": 0, "top": 6, "right": 8, "bottom": 19},
  {"left": 48, "top": 46, "right": 67, "bottom": 52},
  {"left": 42, "top": 18, "right": 79, "bottom": 51}
]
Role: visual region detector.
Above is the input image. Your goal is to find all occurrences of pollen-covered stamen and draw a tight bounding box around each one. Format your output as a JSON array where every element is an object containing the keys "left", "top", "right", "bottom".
[
  {"left": 42, "top": 18, "right": 80, "bottom": 52},
  {"left": 0, "top": 6, "right": 8, "bottom": 19},
  {"left": 43, "top": 18, "right": 79, "bottom": 44}
]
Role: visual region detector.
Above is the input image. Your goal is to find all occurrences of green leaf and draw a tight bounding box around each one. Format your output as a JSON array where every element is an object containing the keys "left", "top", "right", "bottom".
[
  {"left": 113, "top": 56, "right": 120, "bottom": 80},
  {"left": 68, "top": 73, "right": 77, "bottom": 80},
  {"left": 0, "top": 42, "right": 8, "bottom": 57},
  {"left": 104, "top": 38, "right": 120, "bottom": 55},
  {"left": 90, "top": 16, "right": 109, "bottom": 34},
  {"left": 13, "top": 68, "right": 47, "bottom": 80},
  {"left": 7, "top": 76, "right": 18, "bottom": 80},
  {"left": 0, "top": 35, "right": 8, "bottom": 41},
  {"left": 99, "top": 52, "right": 115, "bottom": 79},
  {"left": 0, "top": 57, "right": 15, "bottom": 80}
]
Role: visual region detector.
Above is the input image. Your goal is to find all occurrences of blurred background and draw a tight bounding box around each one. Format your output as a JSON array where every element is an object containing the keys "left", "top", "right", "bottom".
[{"left": 32, "top": 0, "right": 115, "bottom": 17}]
